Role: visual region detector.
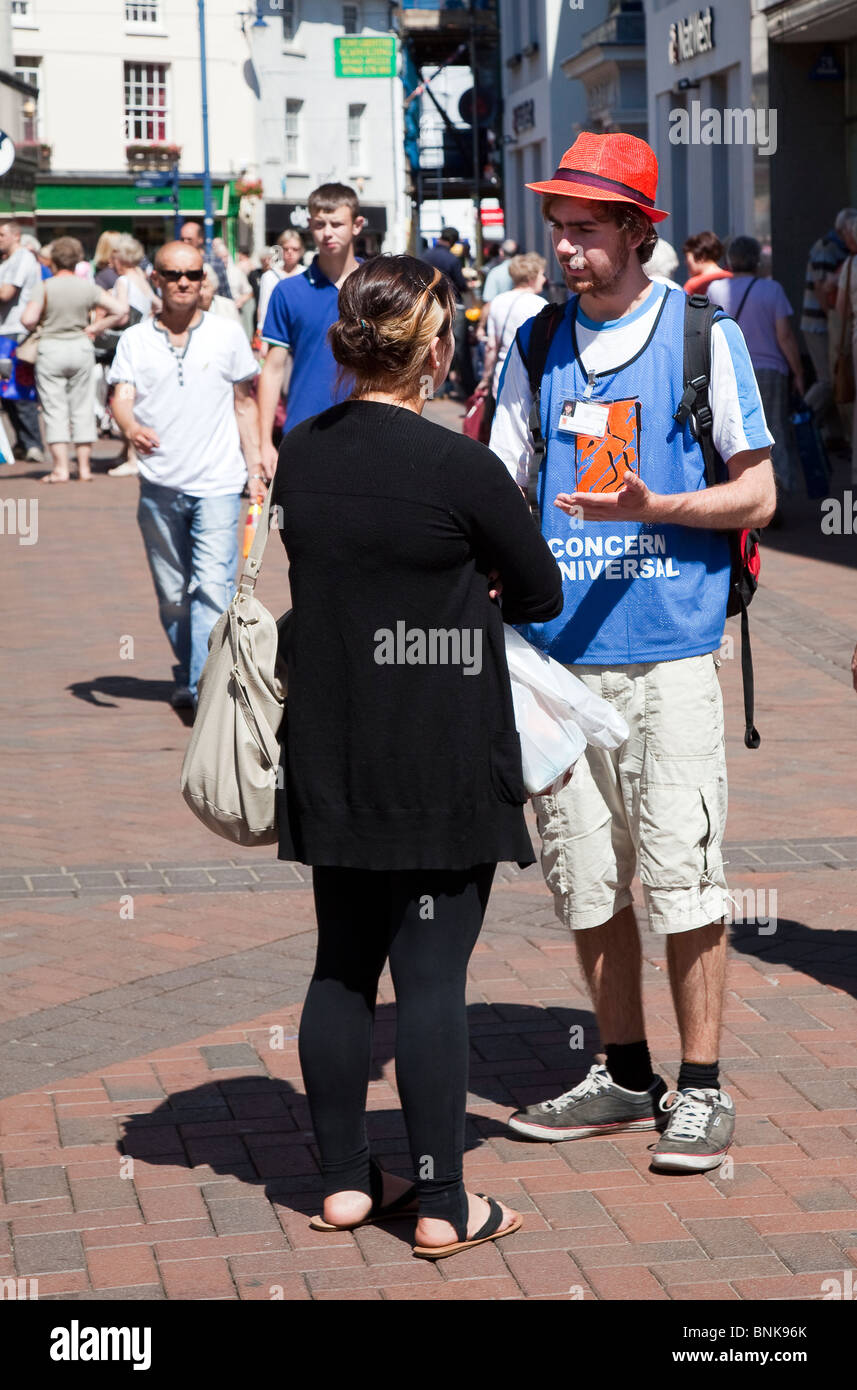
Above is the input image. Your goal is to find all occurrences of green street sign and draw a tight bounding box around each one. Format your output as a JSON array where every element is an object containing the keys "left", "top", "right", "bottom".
[{"left": 333, "top": 35, "right": 396, "bottom": 78}]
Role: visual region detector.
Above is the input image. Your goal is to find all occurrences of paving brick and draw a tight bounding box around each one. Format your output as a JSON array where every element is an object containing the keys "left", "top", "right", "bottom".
[
  {"left": 529, "top": 1190, "right": 614, "bottom": 1229},
  {"left": 682, "top": 1217, "right": 774, "bottom": 1259},
  {"left": 58, "top": 1117, "right": 119, "bottom": 1147},
  {"left": 765, "top": 1232, "right": 855, "bottom": 1273},
  {"left": 158, "top": 1257, "right": 236, "bottom": 1298},
  {"left": 199, "top": 1044, "right": 263, "bottom": 1070},
  {"left": 70, "top": 1178, "right": 138, "bottom": 1212},
  {"left": 15, "top": 1230, "right": 85, "bottom": 1275},
  {"left": 86, "top": 1243, "right": 160, "bottom": 1290},
  {"left": 205, "top": 1198, "right": 281, "bottom": 1236},
  {"left": 503, "top": 1250, "right": 588, "bottom": 1296},
  {"left": 138, "top": 1186, "right": 208, "bottom": 1223},
  {"left": 3, "top": 1167, "right": 69, "bottom": 1203},
  {"left": 586, "top": 1266, "right": 669, "bottom": 1300}
]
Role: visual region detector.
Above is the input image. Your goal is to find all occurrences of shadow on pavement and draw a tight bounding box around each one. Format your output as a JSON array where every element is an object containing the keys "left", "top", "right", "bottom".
[
  {"left": 730, "top": 917, "right": 857, "bottom": 1000},
  {"left": 118, "top": 1001, "right": 599, "bottom": 1222},
  {"left": 67, "top": 674, "right": 177, "bottom": 708}
]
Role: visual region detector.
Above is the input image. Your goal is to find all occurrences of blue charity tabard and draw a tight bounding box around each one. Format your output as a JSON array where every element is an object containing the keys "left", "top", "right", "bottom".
[{"left": 516, "top": 287, "right": 731, "bottom": 665}]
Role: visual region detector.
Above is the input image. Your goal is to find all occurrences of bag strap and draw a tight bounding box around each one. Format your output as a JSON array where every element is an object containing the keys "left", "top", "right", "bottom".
[
  {"left": 237, "top": 479, "right": 276, "bottom": 597},
  {"left": 516, "top": 300, "right": 565, "bottom": 524},
  {"left": 733, "top": 276, "right": 757, "bottom": 322},
  {"left": 674, "top": 293, "right": 722, "bottom": 488}
]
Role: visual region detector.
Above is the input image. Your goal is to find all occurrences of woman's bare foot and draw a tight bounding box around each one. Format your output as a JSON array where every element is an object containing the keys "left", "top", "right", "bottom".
[
  {"left": 40, "top": 470, "right": 70, "bottom": 484},
  {"left": 414, "top": 1191, "right": 520, "bottom": 1249},
  {"left": 321, "top": 1169, "right": 416, "bottom": 1228}
]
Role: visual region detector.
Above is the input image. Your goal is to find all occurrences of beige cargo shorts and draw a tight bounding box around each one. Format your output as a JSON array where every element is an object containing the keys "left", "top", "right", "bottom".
[{"left": 533, "top": 653, "right": 729, "bottom": 935}]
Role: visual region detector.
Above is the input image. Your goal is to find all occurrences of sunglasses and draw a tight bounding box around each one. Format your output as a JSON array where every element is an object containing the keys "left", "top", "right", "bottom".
[{"left": 159, "top": 268, "right": 204, "bottom": 283}]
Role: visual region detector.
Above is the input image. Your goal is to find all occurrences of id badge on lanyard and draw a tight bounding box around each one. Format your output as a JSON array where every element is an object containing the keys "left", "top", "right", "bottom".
[{"left": 556, "top": 372, "right": 642, "bottom": 496}]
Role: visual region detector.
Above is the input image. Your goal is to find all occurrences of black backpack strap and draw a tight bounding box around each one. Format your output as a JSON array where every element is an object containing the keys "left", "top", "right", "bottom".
[
  {"left": 674, "top": 293, "right": 720, "bottom": 488},
  {"left": 675, "top": 294, "right": 760, "bottom": 750},
  {"left": 514, "top": 301, "right": 565, "bottom": 525}
]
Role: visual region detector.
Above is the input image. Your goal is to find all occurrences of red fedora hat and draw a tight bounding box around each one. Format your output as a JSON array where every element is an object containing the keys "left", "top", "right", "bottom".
[{"left": 527, "top": 131, "right": 669, "bottom": 223}]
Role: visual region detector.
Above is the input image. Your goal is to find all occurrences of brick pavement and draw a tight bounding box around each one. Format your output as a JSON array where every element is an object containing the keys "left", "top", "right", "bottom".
[{"left": 0, "top": 422, "right": 855, "bottom": 1299}]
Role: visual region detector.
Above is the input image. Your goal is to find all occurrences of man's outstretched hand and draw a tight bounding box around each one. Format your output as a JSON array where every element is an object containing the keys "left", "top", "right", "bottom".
[{"left": 555, "top": 470, "right": 658, "bottom": 523}]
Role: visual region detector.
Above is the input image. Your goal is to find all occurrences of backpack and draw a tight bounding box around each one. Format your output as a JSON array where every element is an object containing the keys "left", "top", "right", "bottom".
[{"left": 516, "top": 291, "right": 761, "bottom": 750}]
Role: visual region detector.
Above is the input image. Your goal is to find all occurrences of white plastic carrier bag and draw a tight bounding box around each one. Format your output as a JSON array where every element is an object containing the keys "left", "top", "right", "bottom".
[{"left": 503, "top": 625, "right": 630, "bottom": 797}]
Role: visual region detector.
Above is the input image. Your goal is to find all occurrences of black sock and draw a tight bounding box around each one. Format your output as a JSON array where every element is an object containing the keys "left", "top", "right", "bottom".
[
  {"left": 605, "top": 1040, "right": 655, "bottom": 1093},
  {"left": 677, "top": 1060, "right": 719, "bottom": 1093}
]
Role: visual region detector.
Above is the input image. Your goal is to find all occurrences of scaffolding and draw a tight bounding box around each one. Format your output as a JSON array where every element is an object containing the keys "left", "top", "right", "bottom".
[{"left": 394, "top": 2, "right": 502, "bottom": 260}]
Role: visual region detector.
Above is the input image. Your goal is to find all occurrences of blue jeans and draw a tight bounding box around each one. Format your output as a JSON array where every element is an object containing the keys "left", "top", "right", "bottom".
[{"left": 137, "top": 480, "right": 242, "bottom": 697}]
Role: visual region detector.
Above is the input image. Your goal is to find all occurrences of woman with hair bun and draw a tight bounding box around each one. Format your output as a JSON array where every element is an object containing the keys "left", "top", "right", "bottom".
[{"left": 269, "top": 253, "right": 562, "bottom": 1259}]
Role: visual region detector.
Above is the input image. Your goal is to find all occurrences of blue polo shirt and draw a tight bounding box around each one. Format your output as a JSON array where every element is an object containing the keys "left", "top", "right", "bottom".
[{"left": 261, "top": 256, "right": 361, "bottom": 433}]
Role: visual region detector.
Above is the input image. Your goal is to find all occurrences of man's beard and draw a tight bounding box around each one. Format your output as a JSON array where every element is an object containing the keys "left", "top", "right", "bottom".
[{"left": 561, "top": 236, "right": 632, "bottom": 297}]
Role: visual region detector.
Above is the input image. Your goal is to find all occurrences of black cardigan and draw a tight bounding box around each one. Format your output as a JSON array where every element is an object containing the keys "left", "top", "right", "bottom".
[{"left": 271, "top": 400, "right": 563, "bottom": 871}]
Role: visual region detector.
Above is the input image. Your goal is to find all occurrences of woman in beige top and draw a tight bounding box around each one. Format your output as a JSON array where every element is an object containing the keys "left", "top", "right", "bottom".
[{"left": 21, "top": 236, "right": 124, "bottom": 482}]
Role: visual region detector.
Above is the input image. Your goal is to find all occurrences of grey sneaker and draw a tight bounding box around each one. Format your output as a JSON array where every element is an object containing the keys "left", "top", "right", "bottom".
[
  {"left": 25, "top": 446, "right": 45, "bottom": 463},
  {"left": 507, "top": 1062, "right": 668, "bottom": 1141},
  {"left": 650, "top": 1087, "right": 735, "bottom": 1172}
]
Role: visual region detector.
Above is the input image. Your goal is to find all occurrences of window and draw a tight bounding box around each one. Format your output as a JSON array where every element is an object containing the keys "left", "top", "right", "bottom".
[
  {"left": 14, "top": 59, "right": 40, "bottom": 142},
  {"left": 285, "top": 98, "right": 302, "bottom": 166},
  {"left": 348, "top": 103, "right": 364, "bottom": 168},
  {"left": 124, "top": 62, "right": 169, "bottom": 143},
  {"left": 125, "top": 1, "right": 160, "bottom": 21},
  {"left": 282, "top": 1, "right": 297, "bottom": 43},
  {"left": 343, "top": 4, "right": 359, "bottom": 33}
]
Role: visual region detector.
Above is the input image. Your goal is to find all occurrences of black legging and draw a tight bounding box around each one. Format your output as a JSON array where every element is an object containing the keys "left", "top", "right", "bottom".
[{"left": 299, "top": 863, "right": 496, "bottom": 1234}]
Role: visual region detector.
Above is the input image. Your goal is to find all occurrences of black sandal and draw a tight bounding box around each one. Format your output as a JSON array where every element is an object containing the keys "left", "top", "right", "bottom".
[
  {"left": 412, "top": 1193, "right": 522, "bottom": 1260},
  {"left": 309, "top": 1159, "right": 418, "bottom": 1232}
]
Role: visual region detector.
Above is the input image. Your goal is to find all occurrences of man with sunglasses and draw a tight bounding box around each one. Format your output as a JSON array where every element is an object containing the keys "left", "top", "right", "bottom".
[{"left": 107, "top": 241, "right": 262, "bottom": 712}]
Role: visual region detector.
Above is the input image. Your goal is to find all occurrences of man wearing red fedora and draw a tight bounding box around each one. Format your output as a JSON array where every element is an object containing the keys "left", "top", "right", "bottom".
[{"left": 490, "top": 132, "right": 776, "bottom": 1172}]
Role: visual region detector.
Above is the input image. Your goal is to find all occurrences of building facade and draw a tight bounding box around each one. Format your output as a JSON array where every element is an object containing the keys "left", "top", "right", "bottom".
[
  {"left": 643, "top": 0, "right": 765, "bottom": 258},
  {"left": 252, "top": 0, "right": 407, "bottom": 255},
  {"left": 11, "top": 0, "right": 257, "bottom": 252},
  {"left": 0, "top": 1, "right": 37, "bottom": 222},
  {"left": 761, "top": 0, "right": 857, "bottom": 321},
  {"left": 499, "top": 0, "right": 614, "bottom": 266}
]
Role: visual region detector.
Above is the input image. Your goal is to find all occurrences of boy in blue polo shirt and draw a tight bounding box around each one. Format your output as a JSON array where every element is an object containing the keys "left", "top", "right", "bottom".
[{"left": 258, "top": 183, "right": 364, "bottom": 477}]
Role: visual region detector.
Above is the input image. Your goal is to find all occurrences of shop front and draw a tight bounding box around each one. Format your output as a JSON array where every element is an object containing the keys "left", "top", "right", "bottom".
[
  {"left": 33, "top": 177, "right": 240, "bottom": 258},
  {"left": 643, "top": 1, "right": 763, "bottom": 258},
  {"left": 263, "top": 200, "right": 390, "bottom": 258},
  {"left": 759, "top": 0, "right": 857, "bottom": 319}
]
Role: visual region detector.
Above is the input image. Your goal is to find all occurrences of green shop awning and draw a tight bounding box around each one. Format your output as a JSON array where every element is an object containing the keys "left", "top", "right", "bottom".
[{"left": 34, "top": 177, "right": 237, "bottom": 220}]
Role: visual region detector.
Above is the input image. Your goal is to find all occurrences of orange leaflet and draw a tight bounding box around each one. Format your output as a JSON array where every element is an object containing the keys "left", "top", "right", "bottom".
[{"left": 575, "top": 399, "right": 641, "bottom": 494}]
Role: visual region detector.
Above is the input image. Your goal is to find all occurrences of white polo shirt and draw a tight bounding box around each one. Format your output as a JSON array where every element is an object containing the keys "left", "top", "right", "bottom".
[{"left": 107, "top": 312, "right": 259, "bottom": 497}]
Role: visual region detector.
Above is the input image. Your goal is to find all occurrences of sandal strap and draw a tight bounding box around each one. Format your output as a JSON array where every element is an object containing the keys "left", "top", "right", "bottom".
[{"left": 470, "top": 1195, "right": 504, "bottom": 1243}]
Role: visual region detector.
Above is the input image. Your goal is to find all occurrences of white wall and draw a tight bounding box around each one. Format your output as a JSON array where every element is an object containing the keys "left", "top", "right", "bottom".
[
  {"left": 500, "top": 0, "right": 609, "bottom": 264},
  {"left": 10, "top": 0, "right": 256, "bottom": 176},
  {"left": 252, "top": 0, "right": 405, "bottom": 250}
]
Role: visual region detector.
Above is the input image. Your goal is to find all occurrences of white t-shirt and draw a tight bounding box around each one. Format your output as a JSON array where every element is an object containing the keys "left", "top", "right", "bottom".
[
  {"left": 116, "top": 273, "right": 156, "bottom": 319},
  {"left": 0, "top": 246, "right": 42, "bottom": 337},
  {"left": 491, "top": 280, "right": 773, "bottom": 489},
  {"left": 107, "top": 313, "right": 259, "bottom": 496},
  {"left": 257, "top": 263, "right": 304, "bottom": 330},
  {"left": 485, "top": 288, "right": 546, "bottom": 394}
]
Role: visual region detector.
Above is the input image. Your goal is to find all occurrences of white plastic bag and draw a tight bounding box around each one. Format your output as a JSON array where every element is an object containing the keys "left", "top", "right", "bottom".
[{"left": 503, "top": 625, "right": 629, "bottom": 796}]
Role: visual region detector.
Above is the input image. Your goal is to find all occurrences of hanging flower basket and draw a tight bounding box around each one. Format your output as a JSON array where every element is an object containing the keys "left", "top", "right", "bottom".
[
  {"left": 126, "top": 142, "right": 182, "bottom": 172},
  {"left": 234, "top": 178, "right": 263, "bottom": 199}
]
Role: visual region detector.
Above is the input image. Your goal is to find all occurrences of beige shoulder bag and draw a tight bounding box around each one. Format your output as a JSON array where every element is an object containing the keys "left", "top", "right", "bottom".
[{"left": 180, "top": 484, "right": 288, "bottom": 846}]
